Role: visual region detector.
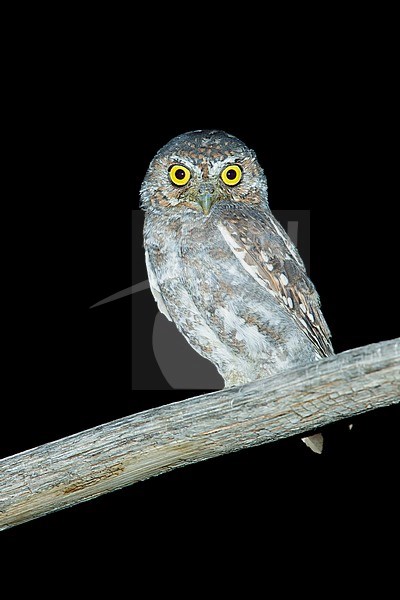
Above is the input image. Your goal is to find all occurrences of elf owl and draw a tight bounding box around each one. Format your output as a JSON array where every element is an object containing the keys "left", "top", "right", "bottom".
[{"left": 141, "top": 130, "right": 333, "bottom": 452}]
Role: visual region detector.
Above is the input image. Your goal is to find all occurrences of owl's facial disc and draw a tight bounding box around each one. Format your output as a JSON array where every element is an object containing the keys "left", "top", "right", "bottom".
[
  {"left": 168, "top": 160, "right": 244, "bottom": 215},
  {"left": 140, "top": 130, "right": 270, "bottom": 214}
]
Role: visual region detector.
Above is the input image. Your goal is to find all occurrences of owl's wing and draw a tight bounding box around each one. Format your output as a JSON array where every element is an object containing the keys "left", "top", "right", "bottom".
[
  {"left": 217, "top": 210, "right": 333, "bottom": 358},
  {"left": 145, "top": 249, "right": 172, "bottom": 321}
]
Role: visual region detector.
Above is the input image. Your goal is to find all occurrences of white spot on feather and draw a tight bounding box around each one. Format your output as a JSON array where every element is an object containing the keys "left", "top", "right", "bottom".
[
  {"left": 300, "top": 303, "right": 307, "bottom": 313},
  {"left": 287, "top": 297, "right": 294, "bottom": 309},
  {"left": 217, "top": 223, "right": 277, "bottom": 298},
  {"left": 307, "top": 312, "right": 315, "bottom": 323},
  {"left": 280, "top": 273, "right": 288, "bottom": 286},
  {"left": 260, "top": 251, "right": 273, "bottom": 270},
  {"left": 219, "top": 226, "right": 242, "bottom": 250}
]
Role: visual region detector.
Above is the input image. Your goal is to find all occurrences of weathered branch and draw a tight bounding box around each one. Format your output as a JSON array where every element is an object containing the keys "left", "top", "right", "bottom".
[{"left": 1, "top": 338, "right": 399, "bottom": 530}]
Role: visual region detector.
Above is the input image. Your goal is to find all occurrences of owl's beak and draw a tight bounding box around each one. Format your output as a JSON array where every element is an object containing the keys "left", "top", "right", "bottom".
[
  {"left": 196, "top": 184, "right": 218, "bottom": 216},
  {"left": 197, "top": 192, "right": 214, "bottom": 215}
]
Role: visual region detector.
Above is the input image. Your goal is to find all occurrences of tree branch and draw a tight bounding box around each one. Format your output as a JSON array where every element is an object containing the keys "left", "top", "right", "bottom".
[{"left": 1, "top": 338, "right": 399, "bottom": 531}]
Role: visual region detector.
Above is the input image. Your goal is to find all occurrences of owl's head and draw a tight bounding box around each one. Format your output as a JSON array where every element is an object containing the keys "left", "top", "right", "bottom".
[{"left": 140, "top": 130, "right": 268, "bottom": 216}]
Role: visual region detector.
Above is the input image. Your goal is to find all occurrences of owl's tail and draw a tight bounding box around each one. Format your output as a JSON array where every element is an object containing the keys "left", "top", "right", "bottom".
[{"left": 301, "top": 433, "right": 324, "bottom": 454}]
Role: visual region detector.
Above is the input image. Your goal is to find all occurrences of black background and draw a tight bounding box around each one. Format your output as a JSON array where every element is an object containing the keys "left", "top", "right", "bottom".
[{"left": 2, "top": 43, "right": 399, "bottom": 566}]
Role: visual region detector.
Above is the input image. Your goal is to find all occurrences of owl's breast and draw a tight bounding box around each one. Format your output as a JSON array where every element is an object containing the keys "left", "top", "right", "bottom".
[
  {"left": 144, "top": 209, "right": 318, "bottom": 383},
  {"left": 179, "top": 217, "right": 232, "bottom": 262},
  {"left": 145, "top": 210, "right": 276, "bottom": 317},
  {"left": 178, "top": 215, "right": 259, "bottom": 295}
]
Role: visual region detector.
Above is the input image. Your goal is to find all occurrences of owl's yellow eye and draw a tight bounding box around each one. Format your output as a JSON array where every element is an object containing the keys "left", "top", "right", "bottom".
[
  {"left": 220, "top": 164, "right": 242, "bottom": 186},
  {"left": 169, "top": 164, "right": 191, "bottom": 186}
]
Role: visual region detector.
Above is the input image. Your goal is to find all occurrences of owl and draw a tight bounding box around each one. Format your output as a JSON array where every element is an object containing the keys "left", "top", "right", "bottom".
[{"left": 141, "top": 130, "right": 333, "bottom": 451}]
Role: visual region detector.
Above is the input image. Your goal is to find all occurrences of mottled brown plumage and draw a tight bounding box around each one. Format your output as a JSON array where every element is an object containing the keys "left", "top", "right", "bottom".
[{"left": 141, "top": 130, "right": 333, "bottom": 396}]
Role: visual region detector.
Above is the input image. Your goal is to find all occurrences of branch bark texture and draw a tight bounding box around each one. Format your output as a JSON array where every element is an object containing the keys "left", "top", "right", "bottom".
[{"left": 1, "top": 338, "right": 399, "bottom": 530}]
